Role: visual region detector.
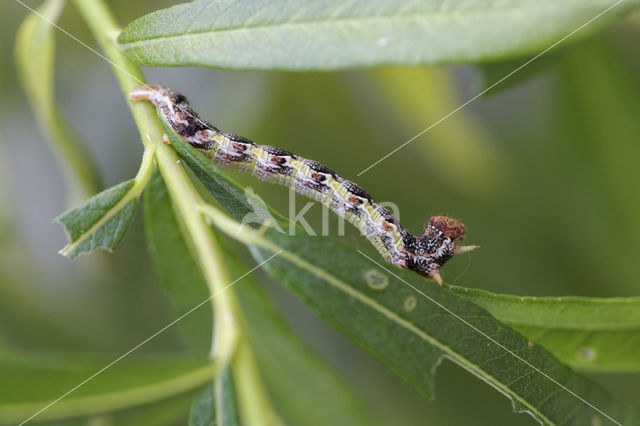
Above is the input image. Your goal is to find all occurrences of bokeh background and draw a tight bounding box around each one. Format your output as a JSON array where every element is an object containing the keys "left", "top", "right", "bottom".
[{"left": 1, "top": 1, "right": 639, "bottom": 424}]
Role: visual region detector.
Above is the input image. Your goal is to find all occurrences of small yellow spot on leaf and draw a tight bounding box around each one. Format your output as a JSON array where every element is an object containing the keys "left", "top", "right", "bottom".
[
  {"left": 365, "top": 269, "right": 388, "bottom": 290},
  {"left": 403, "top": 295, "right": 417, "bottom": 312}
]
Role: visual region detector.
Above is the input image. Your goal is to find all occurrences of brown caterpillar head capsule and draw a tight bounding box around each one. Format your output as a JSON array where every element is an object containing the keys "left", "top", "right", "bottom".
[{"left": 425, "top": 216, "right": 466, "bottom": 241}]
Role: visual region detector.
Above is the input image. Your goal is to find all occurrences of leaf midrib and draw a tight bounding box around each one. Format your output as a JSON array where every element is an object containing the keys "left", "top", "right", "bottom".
[{"left": 118, "top": 5, "right": 564, "bottom": 47}]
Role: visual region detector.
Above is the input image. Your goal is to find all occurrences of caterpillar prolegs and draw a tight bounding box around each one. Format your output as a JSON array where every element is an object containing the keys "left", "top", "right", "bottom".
[{"left": 130, "top": 85, "right": 477, "bottom": 285}]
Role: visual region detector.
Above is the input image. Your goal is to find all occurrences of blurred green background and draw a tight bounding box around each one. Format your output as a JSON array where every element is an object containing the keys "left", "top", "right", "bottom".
[{"left": 1, "top": 1, "right": 639, "bottom": 425}]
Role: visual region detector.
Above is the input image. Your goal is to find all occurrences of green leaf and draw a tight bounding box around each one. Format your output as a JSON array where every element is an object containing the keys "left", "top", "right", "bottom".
[
  {"left": 143, "top": 168, "right": 213, "bottom": 354},
  {"left": 169, "top": 131, "right": 636, "bottom": 425},
  {"left": 117, "top": 0, "right": 638, "bottom": 70},
  {"left": 56, "top": 180, "right": 138, "bottom": 259},
  {"left": 0, "top": 351, "right": 214, "bottom": 424},
  {"left": 189, "top": 368, "right": 240, "bottom": 426},
  {"left": 252, "top": 236, "right": 636, "bottom": 426},
  {"left": 15, "top": 0, "right": 101, "bottom": 202},
  {"left": 56, "top": 148, "right": 154, "bottom": 259},
  {"left": 450, "top": 286, "right": 640, "bottom": 372},
  {"left": 190, "top": 383, "right": 216, "bottom": 426}
]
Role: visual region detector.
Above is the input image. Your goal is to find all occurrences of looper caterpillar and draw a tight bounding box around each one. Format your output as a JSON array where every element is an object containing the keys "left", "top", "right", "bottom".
[{"left": 131, "top": 85, "right": 477, "bottom": 285}]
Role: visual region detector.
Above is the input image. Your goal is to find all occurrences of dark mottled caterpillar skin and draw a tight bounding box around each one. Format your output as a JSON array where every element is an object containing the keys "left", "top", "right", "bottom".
[{"left": 130, "top": 85, "right": 477, "bottom": 285}]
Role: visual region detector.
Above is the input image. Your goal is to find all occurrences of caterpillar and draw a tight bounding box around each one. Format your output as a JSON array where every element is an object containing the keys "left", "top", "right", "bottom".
[{"left": 130, "top": 85, "right": 477, "bottom": 285}]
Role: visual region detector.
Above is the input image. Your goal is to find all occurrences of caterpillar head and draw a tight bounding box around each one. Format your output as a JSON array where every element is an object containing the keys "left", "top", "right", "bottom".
[{"left": 413, "top": 216, "right": 477, "bottom": 285}]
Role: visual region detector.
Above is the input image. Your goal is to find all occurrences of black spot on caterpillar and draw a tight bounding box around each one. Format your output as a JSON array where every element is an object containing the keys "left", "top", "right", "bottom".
[{"left": 130, "top": 85, "right": 478, "bottom": 285}]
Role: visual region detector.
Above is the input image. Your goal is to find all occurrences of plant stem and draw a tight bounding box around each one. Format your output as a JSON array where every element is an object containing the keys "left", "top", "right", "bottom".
[
  {"left": 71, "top": 1, "right": 279, "bottom": 424},
  {"left": 71, "top": 0, "right": 238, "bottom": 368}
]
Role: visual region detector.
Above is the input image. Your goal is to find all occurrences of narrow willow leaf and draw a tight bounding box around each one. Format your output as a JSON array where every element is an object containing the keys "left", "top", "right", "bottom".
[
  {"left": 168, "top": 131, "right": 636, "bottom": 425},
  {"left": 15, "top": 0, "right": 100, "bottom": 202},
  {"left": 450, "top": 286, "right": 640, "bottom": 372},
  {"left": 190, "top": 368, "right": 241, "bottom": 426},
  {"left": 251, "top": 235, "right": 635, "bottom": 426},
  {"left": 0, "top": 351, "right": 213, "bottom": 424},
  {"left": 144, "top": 169, "right": 213, "bottom": 354},
  {"left": 190, "top": 383, "right": 216, "bottom": 426},
  {"left": 118, "top": 0, "right": 638, "bottom": 70},
  {"left": 56, "top": 180, "right": 137, "bottom": 259}
]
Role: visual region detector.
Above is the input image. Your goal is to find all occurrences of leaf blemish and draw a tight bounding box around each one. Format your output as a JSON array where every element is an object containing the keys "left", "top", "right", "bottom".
[
  {"left": 364, "top": 269, "right": 388, "bottom": 290},
  {"left": 577, "top": 347, "right": 596, "bottom": 362},
  {"left": 403, "top": 295, "right": 417, "bottom": 312},
  {"left": 591, "top": 414, "right": 602, "bottom": 426}
]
